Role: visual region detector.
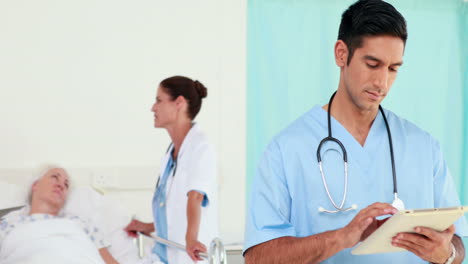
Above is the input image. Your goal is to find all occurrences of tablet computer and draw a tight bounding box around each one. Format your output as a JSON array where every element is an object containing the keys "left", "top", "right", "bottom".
[{"left": 351, "top": 206, "right": 468, "bottom": 255}]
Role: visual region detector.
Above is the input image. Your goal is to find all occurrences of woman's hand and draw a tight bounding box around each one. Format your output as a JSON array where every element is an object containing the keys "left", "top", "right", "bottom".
[
  {"left": 186, "top": 238, "right": 207, "bottom": 262},
  {"left": 124, "top": 219, "right": 154, "bottom": 238}
]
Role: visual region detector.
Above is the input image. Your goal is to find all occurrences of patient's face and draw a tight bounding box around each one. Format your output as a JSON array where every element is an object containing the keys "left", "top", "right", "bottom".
[{"left": 32, "top": 168, "right": 70, "bottom": 209}]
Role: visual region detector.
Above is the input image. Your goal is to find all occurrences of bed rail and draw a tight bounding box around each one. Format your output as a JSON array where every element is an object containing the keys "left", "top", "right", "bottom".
[{"left": 137, "top": 233, "right": 227, "bottom": 264}]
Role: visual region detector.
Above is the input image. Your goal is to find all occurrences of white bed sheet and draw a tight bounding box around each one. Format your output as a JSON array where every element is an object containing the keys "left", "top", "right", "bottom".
[{"left": 0, "top": 218, "right": 104, "bottom": 264}]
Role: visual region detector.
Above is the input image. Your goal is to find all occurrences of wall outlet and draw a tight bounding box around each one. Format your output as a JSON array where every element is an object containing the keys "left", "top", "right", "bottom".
[
  {"left": 93, "top": 173, "right": 111, "bottom": 188},
  {"left": 90, "top": 167, "right": 154, "bottom": 190}
]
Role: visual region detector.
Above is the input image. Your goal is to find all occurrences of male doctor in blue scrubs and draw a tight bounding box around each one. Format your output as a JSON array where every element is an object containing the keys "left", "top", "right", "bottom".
[{"left": 244, "top": 0, "right": 467, "bottom": 263}]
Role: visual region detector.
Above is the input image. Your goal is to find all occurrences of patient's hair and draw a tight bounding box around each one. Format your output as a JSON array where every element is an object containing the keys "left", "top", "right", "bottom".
[
  {"left": 338, "top": 0, "right": 407, "bottom": 64},
  {"left": 160, "top": 76, "right": 208, "bottom": 120},
  {"left": 27, "top": 164, "right": 70, "bottom": 205}
]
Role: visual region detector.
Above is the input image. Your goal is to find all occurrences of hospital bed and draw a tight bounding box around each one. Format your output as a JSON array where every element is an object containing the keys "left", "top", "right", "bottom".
[
  {"left": 0, "top": 170, "right": 233, "bottom": 264},
  {"left": 138, "top": 233, "right": 227, "bottom": 264}
]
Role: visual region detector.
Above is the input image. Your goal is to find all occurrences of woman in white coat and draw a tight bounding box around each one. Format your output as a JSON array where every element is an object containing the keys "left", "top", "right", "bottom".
[{"left": 125, "top": 76, "right": 218, "bottom": 264}]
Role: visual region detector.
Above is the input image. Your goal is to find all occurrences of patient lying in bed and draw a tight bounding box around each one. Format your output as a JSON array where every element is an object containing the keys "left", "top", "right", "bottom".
[{"left": 0, "top": 166, "right": 119, "bottom": 264}]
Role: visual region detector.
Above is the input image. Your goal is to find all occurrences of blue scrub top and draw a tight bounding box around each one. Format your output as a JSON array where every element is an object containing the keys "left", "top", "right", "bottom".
[
  {"left": 152, "top": 154, "right": 175, "bottom": 264},
  {"left": 244, "top": 105, "right": 468, "bottom": 264}
]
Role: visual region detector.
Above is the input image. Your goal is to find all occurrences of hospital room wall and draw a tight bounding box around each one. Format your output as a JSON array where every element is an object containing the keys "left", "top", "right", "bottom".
[
  {"left": 0, "top": 0, "right": 246, "bottom": 244},
  {"left": 247, "top": 0, "right": 468, "bottom": 255}
]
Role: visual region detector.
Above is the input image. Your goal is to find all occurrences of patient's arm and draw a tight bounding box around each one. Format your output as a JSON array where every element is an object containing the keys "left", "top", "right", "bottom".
[{"left": 99, "top": 247, "right": 119, "bottom": 264}]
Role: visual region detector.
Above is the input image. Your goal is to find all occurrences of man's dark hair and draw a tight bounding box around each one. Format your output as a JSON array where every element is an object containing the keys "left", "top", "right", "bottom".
[{"left": 338, "top": 0, "right": 407, "bottom": 64}]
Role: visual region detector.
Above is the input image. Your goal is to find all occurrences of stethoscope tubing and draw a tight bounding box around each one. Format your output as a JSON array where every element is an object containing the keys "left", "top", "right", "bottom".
[
  {"left": 317, "top": 91, "right": 398, "bottom": 213},
  {"left": 156, "top": 143, "right": 178, "bottom": 187}
]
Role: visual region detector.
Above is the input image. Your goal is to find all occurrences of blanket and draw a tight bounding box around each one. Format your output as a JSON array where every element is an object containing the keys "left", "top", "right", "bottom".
[{"left": 0, "top": 218, "right": 104, "bottom": 264}]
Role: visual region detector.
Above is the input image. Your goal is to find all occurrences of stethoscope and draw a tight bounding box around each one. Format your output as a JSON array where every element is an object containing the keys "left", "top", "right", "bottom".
[
  {"left": 156, "top": 143, "right": 178, "bottom": 208},
  {"left": 317, "top": 92, "right": 405, "bottom": 213}
]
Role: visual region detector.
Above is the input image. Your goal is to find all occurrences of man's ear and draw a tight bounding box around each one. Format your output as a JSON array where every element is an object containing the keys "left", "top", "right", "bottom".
[
  {"left": 335, "top": 40, "right": 349, "bottom": 67},
  {"left": 30, "top": 180, "right": 39, "bottom": 201},
  {"left": 31, "top": 181, "right": 38, "bottom": 191}
]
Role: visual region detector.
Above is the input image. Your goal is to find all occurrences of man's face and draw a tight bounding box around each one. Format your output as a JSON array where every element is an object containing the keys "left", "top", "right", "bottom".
[
  {"left": 341, "top": 35, "right": 404, "bottom": 112},
  {"left": 32, "top": 168, "right": 69, "bottom": 209}
]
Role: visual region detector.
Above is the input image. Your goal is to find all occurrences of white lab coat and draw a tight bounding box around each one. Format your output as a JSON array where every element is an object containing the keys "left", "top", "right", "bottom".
[{"left": 157, "top": 123, "right": 218, "bottom": 264}]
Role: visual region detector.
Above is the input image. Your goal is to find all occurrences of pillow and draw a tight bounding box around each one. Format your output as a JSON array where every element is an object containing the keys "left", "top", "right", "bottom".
[
  {"left": 64, "top": 186, "right": 140, "bottom": 264},
  {"left": 0, "top": 182, "right": 27, "bottom": 210},
  {"left": 100, "top": 195, "right": 140, "bottom": 264},
  {"left": 64, "top": 186, "right": 105, "bottom": 228}
]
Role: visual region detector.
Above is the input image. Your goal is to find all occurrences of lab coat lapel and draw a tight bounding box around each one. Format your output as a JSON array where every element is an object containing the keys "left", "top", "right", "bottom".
[
  {"left": 177, "top": 123, "right": 199, "bottom": 161},
  {"left": 160, "top": 123, "right": 198, "bottom": 183},
  {"left": 159, "top": 144, "right": 174, "bottom": 186}
]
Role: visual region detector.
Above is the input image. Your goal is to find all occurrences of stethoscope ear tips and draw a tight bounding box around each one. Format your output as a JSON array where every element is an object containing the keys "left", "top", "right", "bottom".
[
  {"left": 351, "top": 204, "right": 358, "bottom": 210},
  {"left": 318, "top": 207, "right": 325, "bottom": 212}
]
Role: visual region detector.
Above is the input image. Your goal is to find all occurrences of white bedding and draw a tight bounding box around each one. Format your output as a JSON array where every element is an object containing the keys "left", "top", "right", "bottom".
[{"left": 0, "top": 218, "right": 104, "bottom": 264}]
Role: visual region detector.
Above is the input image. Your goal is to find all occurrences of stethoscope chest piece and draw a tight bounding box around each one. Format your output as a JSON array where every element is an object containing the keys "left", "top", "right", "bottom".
[{"left": 391, "top": 194, "right": 405, "bottom": 211}]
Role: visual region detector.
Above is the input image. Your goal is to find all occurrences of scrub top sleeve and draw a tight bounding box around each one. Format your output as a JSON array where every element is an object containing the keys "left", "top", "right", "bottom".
[
  {"left": 243, "top": 140, "right": 295, "bottom": 255},
  {"left": 185, "top": 143, "right": 216, "bottom": 207},
  {"left": 431, "top": 138, "right": 468, "bottom": 237}
]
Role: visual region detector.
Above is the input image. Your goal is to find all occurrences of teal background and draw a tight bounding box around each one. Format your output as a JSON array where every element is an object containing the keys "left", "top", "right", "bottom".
[{"left": 247, "top": 0, "right": 468, "bottom": 258}]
